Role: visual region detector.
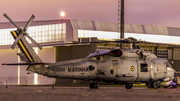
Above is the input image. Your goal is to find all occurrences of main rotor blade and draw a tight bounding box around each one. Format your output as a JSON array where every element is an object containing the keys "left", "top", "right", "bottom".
[
  {"left": 2, "top": 62, "right": 52, "bottom": 65},
  {"left": 26, "top": 34, "right": 42, "bottom": 50},
  {"left": 24, "top": 15, "right": 35, "bottom": 30},
  {"left": 3, "top": 13, "right": 20, "bottom": 30},
  {"left": 40, "top": 40, "right": 127, "bottom": 46},
  {"left": 11, "top": 34, "right": 23, "bottom": 49}
]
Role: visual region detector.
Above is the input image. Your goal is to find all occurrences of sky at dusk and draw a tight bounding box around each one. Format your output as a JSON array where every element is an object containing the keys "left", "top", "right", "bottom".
[{"left": 1, "top": 0, "right": 180, "bottom": 27}]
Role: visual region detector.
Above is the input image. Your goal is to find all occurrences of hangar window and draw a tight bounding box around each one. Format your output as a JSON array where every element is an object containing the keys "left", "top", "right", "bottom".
[
  {"left": 96, "top": 46, "right": 116, "bottom": 50},
  {"left": 157, "top": 50, "right": 168, "bottom": 59},
  {"left": 96, "top": 56, "right": 104, "bottom": 61},
  {"left": 174, "top": 50, "right": 180, "bottom": 60},
  {"left": 140, "top": 64, "right": 148, "bottom": 72},
  {"left": 143, "top": 49, "right": 155, "bottom": 53},
  {"left": 0, "top": 23, "right": 66, "bottom": 46}
]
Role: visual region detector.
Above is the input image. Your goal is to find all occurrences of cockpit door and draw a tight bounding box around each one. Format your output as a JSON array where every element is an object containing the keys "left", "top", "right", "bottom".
[
  {"left": 113, "top": 61, "right": 120, "bottom": 77},
  {"left": 137, "top": 60, "right": 150, "bottom": 81}
]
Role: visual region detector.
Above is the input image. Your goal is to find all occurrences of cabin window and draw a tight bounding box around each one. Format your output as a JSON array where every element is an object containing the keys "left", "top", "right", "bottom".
[
  {"left": 140, "top": 64, "right": 148, "bottom": 72},
  {"left": 97, "top": 56, "right": 100, "bottom": 60},
  {"left": 110, "top": 70, "right": 114, "bottom": 74},
  {"left": 97, "top": 56, "right": 104, "bottom": 61}
]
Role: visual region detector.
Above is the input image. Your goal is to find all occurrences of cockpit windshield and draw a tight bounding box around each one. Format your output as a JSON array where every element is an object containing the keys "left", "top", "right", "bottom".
[{"left": 165, "top": 60, "right": 174, "bottom": 71}]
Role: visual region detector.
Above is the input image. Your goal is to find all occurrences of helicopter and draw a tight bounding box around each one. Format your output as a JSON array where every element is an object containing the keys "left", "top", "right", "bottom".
[{"left": 2, "top": 13, "right": 178, "bottom": 89}]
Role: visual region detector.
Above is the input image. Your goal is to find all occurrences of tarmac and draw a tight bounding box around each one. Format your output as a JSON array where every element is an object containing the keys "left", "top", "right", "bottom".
[{"left": 0, "top": 86, "right": 180, "bottom": 101}]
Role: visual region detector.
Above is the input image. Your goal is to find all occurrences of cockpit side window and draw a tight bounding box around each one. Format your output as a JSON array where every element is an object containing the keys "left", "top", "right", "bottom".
[
  {"left": 165, "top": 61, "right": 173, "bottom": 71},
  {"left": 165, "top": 62, "right": 170, "bottom": 67},
  {"left": 140, "top": 64, "right": 148, "bottom": 72}
]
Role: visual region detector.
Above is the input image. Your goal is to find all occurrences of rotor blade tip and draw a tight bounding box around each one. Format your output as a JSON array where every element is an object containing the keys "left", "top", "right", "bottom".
[
  {"left": 3, "top": 13, "right": 7, "bottom": 17},
  {"left": 32, "top": 15, "right": 35, "bottom": 18},
  {"left": 11, "top": 46, "right": 15, "bottom": 50}
]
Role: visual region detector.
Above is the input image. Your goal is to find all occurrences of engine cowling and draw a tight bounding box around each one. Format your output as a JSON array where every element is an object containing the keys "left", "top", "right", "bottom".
[
  {"left": 109, "top": 49, "right": 122, "bottom": 57},
  {"left": 120, "top": 49, "right": 141, "bottom": 59}
]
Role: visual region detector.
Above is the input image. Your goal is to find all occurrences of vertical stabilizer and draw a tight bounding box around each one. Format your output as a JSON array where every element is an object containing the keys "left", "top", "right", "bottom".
[{"left": 11, "top": 31, "right": 48, "bottom": 75}]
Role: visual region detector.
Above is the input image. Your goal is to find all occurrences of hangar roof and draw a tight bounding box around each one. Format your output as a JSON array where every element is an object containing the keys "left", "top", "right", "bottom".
[
  {"left": 70, "top": 19, "right": 180, "bottom": 36},
  {"left": 0, "top": 19, "right": 180, "bottom": 37}
]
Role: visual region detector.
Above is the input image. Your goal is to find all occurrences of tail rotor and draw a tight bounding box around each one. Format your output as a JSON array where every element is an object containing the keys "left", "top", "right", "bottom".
[{"left": 3, "top": 13, "right": 42, "bottom": 50}]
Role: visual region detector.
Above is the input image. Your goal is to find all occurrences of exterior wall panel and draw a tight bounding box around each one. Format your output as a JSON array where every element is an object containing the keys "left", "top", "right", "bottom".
[
  {"left": 55, "top": 42, "right": 96, "bottom": 62},
  {"left": 0, "top": 49, "right": 18, "bottom": 84},
  {"left": 38, "top": 47, "right": 55, "bottom": 84},
  {"left": 20, "top": 66, "right": 34, "bottom": 85},
  {"left": 73, "top": 29, "right": 79, "bottom": 41},
  {"left": 66, "top": 20, "right": 74, "bottom": 42}
]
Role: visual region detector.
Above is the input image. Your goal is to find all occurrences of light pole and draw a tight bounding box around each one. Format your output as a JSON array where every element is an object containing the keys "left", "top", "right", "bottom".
[{"left": 120, "top": 0, "right": 124, "bottom": 49}]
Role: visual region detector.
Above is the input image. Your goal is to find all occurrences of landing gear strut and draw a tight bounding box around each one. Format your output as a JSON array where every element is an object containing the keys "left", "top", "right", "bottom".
[{"left": 89, "top": 82, "right": 98, "bottom": 89}]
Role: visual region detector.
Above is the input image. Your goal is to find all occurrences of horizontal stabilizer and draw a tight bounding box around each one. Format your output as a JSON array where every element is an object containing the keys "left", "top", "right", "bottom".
[
  {"left": 17, "top": 53, "right": 29, "bottom": 62},
  {"left": 2, "top": 62, "right": 52, "bottom": 65}
]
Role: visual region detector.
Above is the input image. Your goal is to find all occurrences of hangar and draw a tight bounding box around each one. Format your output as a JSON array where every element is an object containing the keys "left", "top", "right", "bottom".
[{"left": 0, "top": 19, "right": 180, "bottom": 85}]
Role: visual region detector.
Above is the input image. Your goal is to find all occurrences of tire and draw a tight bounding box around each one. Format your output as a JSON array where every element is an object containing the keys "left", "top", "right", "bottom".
[
  {"left": 89, "top": 82, "right": 99, "bottom": 89},
  {"left": 146, "top": 83, "right": 152, "bottom": 88},
  {"left": 89, "top": 83, "right": 93, "bottom": 89},
  {"left": 125, "top": 83, "right": 133, "bottom": 89},
  {"left": 153, "top": 81, "right": 159, "bottom": 89}
]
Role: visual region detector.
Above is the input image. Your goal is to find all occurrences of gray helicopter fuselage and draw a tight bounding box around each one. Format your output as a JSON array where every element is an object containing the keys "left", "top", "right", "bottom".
[{"left": 46, "top": 49, "right": 175, "bottom": 84}]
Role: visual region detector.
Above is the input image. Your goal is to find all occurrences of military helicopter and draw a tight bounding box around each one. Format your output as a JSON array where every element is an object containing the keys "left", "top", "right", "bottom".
[{"left": 2, "top": 14, "right": 178, "bottom": 89}]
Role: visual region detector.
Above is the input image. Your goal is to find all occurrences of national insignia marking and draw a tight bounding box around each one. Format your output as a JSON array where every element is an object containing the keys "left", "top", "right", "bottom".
[{"left": 131, "top": 66, "right": 135, "bottom": 71}]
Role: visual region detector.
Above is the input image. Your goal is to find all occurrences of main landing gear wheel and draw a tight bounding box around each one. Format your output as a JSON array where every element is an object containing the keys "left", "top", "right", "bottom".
[
  {"left": 146, "top": 83, "right": 153, "bottom": 88},
  {"left": 89, "top": 82, "right": 98, "bottom": 89},
  {"left": 153, "top": 81, "right": 160, "bottom": 89},
  {"left": 125, "top": 83, "right": 133, "bottom": 89}
]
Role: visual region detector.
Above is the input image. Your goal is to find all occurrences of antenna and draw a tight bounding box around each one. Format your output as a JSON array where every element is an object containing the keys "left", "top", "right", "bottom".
[
  {"left": 118, "top": 0, "right": 121, "bottom": 35},
  {"left": 118, "top": 0, "right": 124, "bottom": 49}
]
